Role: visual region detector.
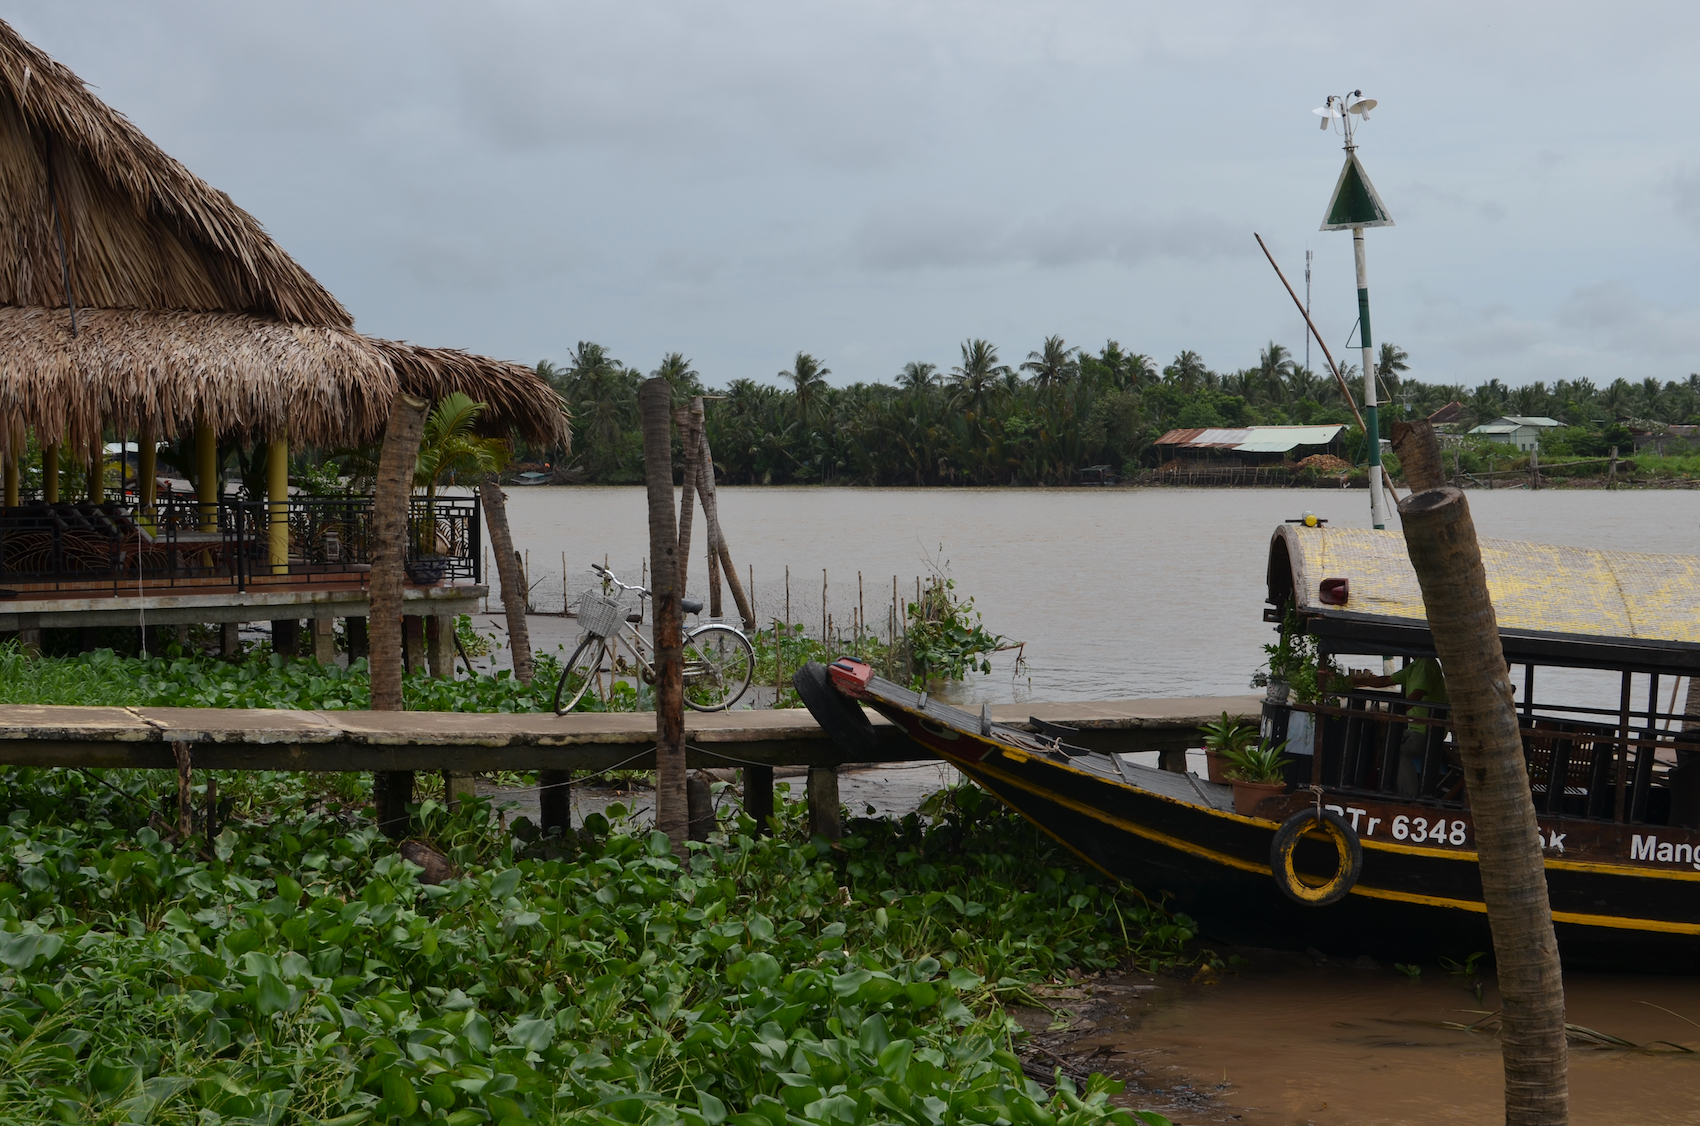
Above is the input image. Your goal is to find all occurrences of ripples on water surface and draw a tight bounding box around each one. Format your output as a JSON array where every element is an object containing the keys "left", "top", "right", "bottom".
[{"left": 494, "top": 487, "right": 1699, "bottom": 709}]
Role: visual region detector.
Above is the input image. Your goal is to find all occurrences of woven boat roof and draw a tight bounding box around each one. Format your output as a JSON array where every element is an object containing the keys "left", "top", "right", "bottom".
[
  {"left": 1270, "top": 525, "right": 1700, "bottom": 651},
  {"left": 0, "top": 19, "right": 569, "bottom": 450}
]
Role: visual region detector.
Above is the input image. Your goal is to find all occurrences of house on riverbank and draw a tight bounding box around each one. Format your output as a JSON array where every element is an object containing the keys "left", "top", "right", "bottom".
[
  {"left": 1152, "top": 425, "right": 1346, "bottom": 485},
  {"left": 1467, "top": 415, "right": 1560, "bottom": 452}
]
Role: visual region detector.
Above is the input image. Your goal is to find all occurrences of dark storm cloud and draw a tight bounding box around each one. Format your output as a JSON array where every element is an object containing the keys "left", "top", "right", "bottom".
[{"left": 7, "top": 1, "right": 1700, "bottom": 385}]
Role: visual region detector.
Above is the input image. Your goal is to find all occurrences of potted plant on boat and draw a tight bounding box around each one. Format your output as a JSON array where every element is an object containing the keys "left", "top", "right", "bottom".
[
  {"left": 1199, "top": 711, "right": 1257, "bottom": 784},
  {"left": 1222, "top": 739, "right": 1292, "bottom": 817}
]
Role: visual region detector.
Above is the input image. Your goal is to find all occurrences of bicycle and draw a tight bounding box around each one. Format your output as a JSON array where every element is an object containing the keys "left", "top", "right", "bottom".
[{"left": 553, "top": 563, "right": 756, "bottom": 714}]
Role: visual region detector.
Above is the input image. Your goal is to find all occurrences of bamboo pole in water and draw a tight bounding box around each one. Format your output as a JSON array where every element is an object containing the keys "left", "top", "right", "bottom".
[{"left": 858, "top": 571, "right": 865, "bottom": 658}]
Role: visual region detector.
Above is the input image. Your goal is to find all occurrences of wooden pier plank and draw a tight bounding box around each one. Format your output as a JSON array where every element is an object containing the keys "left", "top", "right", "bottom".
[{"left": 0, "top": 695, "right": 1262, "bottom": 772}]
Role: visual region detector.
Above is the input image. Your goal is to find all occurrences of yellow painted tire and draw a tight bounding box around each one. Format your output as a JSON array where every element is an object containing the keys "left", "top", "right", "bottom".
[{"left": 1270, "top": 808, "right": 1362, "bottom": 907}]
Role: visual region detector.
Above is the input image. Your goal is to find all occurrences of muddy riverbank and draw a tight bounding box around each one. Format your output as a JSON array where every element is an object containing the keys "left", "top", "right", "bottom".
[{"left": 1019, "top": 949, "right": 1700, "bottom": 1125}]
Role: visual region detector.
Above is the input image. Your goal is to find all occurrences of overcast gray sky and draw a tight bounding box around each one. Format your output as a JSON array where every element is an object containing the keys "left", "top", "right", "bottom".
[{"left": 14, "top": 2, "right": 1700, "bottom": 390}]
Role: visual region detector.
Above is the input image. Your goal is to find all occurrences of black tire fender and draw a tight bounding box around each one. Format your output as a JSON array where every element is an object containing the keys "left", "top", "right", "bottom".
[
  {"left": 1269, "top": 808, "right": 1363, "bottom": 907},
  {"left": 792, "top": 661, "right": 881, "bottom": 758}
]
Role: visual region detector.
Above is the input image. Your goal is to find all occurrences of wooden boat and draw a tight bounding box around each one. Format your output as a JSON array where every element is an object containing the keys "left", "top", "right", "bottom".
[{"left": 798, "top": 525, "right": 1700, "bottom": 969}]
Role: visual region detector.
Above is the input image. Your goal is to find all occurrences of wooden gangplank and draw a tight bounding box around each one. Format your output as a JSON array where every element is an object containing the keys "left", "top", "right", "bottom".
[{"left": 0, "top": 695, "right": 1261, "bottom": 772}]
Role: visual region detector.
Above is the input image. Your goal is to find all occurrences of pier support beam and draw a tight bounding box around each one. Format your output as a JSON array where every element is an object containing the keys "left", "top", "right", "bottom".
[
  {"left": 346, "top": 615, "right": 368, "bottom": 658},
  {"left": 427, "top": 614, "right": 452, "bottom": 678},
  {"left": 220, "top": 622, "right": 240, "bottom": 657},
  {"left": 743, "top": 765, "right": 773, "bottom": 836},
  {"left": 538, "top": 769, "right": 572, "bottom": 838},
  {"left": 443, "top": 771, "right": 476, "bottom": 811},
  {"left": 403, "top": 616, "right": 426, "bottom": 674},
  {"left": 687, "top": 772, "right": 714, "bottom": 842},
  {"left": 272, "top": 619, "right": 299, "bottom": 657},
  {"left": 312, "top": 618, "right": 335, "bottom": 663},
  {"left": 373, "top": 770, "right": 413, "bottom": 838},
  {"left": 807, "top": 765, "right": 841, "bottom": 841}
]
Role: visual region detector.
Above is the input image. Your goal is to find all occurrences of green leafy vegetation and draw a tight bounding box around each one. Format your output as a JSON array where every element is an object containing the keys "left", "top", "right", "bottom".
[
  {"left": 0, "top": 643, "right": 610, "bottom": 714},
  {"left": 904, "top": 578, "right": 1012, "bottom": 685},
  {"left": 0, "top": 768, "right": 1188, "bottom": 1125}
]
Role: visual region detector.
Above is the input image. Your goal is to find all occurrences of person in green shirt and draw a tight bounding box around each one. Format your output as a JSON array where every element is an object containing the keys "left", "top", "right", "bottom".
[{"left": 1352, "top": 658, "right": 1448, "bottom": 796}]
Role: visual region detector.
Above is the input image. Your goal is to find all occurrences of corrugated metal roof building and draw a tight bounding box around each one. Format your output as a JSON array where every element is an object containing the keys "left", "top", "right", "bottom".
[{"left": 1155, "top": 424, "right": 1346, "bottom": 465}]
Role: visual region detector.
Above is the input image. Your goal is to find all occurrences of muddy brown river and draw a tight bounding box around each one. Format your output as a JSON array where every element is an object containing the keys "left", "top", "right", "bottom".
[{"left": 1049, "top": 952, "right": 1700, "bottom": 1125}]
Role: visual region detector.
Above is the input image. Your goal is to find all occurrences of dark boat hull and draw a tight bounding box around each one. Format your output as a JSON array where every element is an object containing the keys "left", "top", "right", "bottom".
[{"left": 818, "top": 667, "right": 1700, "bottom": 971}]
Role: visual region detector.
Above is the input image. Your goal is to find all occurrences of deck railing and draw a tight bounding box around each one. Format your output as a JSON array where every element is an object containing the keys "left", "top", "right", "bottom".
[
  {"left": 1288, "top": 689, "right": 1700, "bottom": 827},
  {"left": 0, "top": 494, "right": 480, "bottom": 595}
]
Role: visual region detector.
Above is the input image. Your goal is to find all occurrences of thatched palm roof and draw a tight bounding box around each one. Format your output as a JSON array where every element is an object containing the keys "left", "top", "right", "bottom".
[
  {"left": 0, "top": 306, "right": 568, "bottom": 450},
  {"left": 0, "top": 19, "right": 569, "bottom": 452},
  {"left": 0, "top": 21, "right": 348, "bottom": 326}
]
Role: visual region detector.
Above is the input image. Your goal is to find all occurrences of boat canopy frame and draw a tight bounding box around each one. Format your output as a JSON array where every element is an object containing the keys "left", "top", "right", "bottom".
[{"left": 1266, "top": 525, "right": 1700, "bottom": 676}]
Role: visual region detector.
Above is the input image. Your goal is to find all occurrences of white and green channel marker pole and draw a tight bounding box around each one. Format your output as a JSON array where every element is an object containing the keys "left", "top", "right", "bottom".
[{"left": 1317, "top": 90, "right": 1393, "bottom": 529}]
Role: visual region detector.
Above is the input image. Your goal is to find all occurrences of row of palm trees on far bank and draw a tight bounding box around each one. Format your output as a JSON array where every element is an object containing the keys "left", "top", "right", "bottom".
[{"left": 529, "top": 339, "right": 1700, "bottom": 486}]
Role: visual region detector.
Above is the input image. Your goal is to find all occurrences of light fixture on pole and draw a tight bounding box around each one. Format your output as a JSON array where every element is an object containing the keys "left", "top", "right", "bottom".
[{"left": 1315, "top": 89, "right": 1393, "bottom": 529}]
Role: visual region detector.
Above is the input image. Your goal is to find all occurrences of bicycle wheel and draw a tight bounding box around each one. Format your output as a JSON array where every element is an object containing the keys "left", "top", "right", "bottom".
[
  {"left": 682, "top": 623, "right": 755, "bottom": 711},
  {"left": 554, "top": 635, "right": 612, "bottom": 714}
]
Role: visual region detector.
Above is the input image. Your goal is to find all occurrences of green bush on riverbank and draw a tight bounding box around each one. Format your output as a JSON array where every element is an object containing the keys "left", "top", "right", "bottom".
[{"left": 0, "top": 767, "right": 1185, "bottom": 1124}]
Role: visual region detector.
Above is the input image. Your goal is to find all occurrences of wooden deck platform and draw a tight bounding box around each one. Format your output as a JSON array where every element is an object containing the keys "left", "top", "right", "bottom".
[
  {"left": 0, "top": 582, "right": 484, "bottom": 630},
  {"left": 0, "top": 695, "right": 1262, "bottom": 772}
]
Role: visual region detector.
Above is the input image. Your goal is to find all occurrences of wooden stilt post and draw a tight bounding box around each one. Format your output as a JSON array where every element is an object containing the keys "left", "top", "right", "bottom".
[
  {"left": 172, "top": 741, "right": 193, "bottom": 840},
  {"left": 744, "top": 765, "right": 773, "bottom": 835},
  {"left": 312, "top": 617, "right": 335, "bottom": 663},
  {"left": 538, "top": 769, "right": 572, "bottom": 838},
  {"left": 687, "top": 772, "right": 714, "bottom": 842},
  {"left": 443, "top": 771, "right": 477, "bottom": 812},
  {"left": 346, "top": 615, "right": 368, "bottom": 658},
  {"left": 807, "top": 765, "right": 841, "bottom": 841},
  {"left": 427, "top": 614, "right": 452, "bottom": 678},
  {"left": 43, "top": 440, "right": 58, "bottom": 503}
]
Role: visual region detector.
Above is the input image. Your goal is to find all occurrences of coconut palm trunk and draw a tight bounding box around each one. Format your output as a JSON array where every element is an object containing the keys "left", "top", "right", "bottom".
[
  {"left": 641, "top": 377, "right": 688, "bottom": 849},
  {"left": 369, "top": 392, "right": 428, "bottom": 837},
  {"left": 478, "top": 477, "right": 533, "bottom": 684},
  {"left": 1395, "top": 477, "right": 1568, "bottom": 1125}
]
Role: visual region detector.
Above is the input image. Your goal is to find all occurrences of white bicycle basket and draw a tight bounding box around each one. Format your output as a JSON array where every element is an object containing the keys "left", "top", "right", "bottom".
[{"left": 575, "top": 588, "right": 632, "bottom": 637}]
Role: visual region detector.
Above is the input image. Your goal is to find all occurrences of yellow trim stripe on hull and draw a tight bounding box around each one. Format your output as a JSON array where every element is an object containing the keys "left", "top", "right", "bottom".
[{"left": 957, "top": 751, "right": 1700, "bottom": 938}]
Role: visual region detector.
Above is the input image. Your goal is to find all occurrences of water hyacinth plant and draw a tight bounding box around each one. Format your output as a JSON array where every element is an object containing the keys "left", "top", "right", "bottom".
[{"left": 0, "top": 768, "right": 1189, "bottom": 1125}]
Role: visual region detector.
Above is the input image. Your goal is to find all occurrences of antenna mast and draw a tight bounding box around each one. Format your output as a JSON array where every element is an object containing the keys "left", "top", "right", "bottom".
[{"left": 1304, "top": 249, "right": 1312, "bottom": 373}]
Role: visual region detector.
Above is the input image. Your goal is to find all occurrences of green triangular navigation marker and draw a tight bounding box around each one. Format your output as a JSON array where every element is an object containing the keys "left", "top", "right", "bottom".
[{"left": 1320, "top": 152, "right": 1393, "bottom": 231}]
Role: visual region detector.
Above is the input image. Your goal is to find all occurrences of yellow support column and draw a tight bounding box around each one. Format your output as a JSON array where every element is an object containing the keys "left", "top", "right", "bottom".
[
  {"left": 267, "top": 437, "right": 289, "bottom": 574},
  {"left": 195, "top": 417, "right": 217, "bottom": 532},
  {"left": 138, "top": 420, "right": 156, "bottom": 511},
  {"left": 43, "top": 441, "right": 58, "bottom": 503}
]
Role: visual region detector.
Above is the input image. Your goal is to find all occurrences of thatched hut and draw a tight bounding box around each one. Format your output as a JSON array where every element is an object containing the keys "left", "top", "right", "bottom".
[{"left": 0, "top": 18, "right": 567, "bottom": 521}]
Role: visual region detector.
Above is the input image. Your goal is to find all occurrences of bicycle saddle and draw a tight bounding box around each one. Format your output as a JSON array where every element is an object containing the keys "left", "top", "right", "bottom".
[{"left": 682, "top": 598, "right": 704, "bottom": 615}]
